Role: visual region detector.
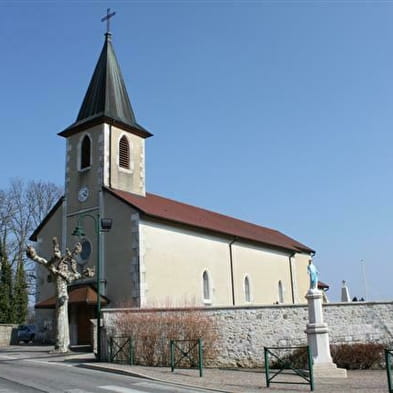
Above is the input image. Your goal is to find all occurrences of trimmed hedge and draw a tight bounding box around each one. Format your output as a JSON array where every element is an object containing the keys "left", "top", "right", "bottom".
[
  {"left": 270, "top": 343, "right": 386, "bottom": 370},
  {"left": 331, "top": 343, "right": 385, "bottom": 370}
]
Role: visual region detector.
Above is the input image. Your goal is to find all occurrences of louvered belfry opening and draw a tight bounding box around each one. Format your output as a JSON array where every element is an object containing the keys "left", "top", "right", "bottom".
[
  {"left": 119, "top": 135, "right": 130, "bottom": 169},
  {"left": 81, "top": 135, "right": 91, "bottom": 169}
]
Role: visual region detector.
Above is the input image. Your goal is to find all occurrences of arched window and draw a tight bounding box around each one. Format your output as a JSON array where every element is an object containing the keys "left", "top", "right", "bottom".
[
  {"left": 278, "top": 280, "right": 284, "bottom": 304},
  {"left": 202, "top": 270, "right": 210, "bottom": 302},
  {"left": 79, "top": 239, "right": 91, "bottom": 263},
  {"left": 119, "top": 135, "right": 130, "bottom": 169},
  {"left": 80, "top": 135, "right": 91, "bottom": 169},
  {"left": 244, "top": 276, "right": 251, "bottom": 303}
]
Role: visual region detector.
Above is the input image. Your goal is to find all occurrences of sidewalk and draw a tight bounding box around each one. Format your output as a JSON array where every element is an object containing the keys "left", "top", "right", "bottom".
[{"left": 80, "top": 361, "right": 389, "bottom": 393}]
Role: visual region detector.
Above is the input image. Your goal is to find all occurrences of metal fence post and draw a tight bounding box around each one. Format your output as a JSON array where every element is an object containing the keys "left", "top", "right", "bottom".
[
  {"left": 307, "top": 345, "right": 314, "bottom": 391},
  {"left": 170, "top": 340, "right": 174, "bottom": 372},
  {"left": 109, "top": 337, "right": 113, "bottom": 362},
  {"left": 198, "top": 338, "right": 203, "bottom": 377},
  {"left": 128, "top": 337, "right": 132, "bottom": 365},
  {"left": 264, "top": 346, "right": 313, "bottom": 390},
  {"left": 386, "top": 349, "right": 392, "bottom": 393},
  {"left": 131, "top": 338, "right": 135, "bottom": 365},
  {"left": 264, "top": 347, "right": 270, "bottom": 387}
]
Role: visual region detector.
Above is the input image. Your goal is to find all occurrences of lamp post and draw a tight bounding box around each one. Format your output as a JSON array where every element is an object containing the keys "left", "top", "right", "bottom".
[{"left": 72, "top": 213, "right": 112, "bottom": 361}]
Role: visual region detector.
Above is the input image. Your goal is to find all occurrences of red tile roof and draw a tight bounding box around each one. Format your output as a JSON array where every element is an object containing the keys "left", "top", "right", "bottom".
[
  {"left": 35, "top": 285, "right": 109, "bottom": 309},
  {"left": 318, "top": 280, "right": 330, "bottom": 290},
  {"left": 107, "top": 188, "right": 314, "bottom": 254}
]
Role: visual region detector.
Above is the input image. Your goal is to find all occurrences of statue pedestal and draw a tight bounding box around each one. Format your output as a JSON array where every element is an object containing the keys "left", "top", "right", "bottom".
[{"left": 305, "top": 289, "right": 347, "bottom": 378}]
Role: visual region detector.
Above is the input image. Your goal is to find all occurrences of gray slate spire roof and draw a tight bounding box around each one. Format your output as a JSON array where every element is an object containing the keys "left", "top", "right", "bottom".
[{"left": 59, "top": 33, "right": 151, "bottom": 138}]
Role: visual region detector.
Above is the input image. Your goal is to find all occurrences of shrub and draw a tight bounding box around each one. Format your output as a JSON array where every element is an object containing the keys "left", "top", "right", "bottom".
[
  {"left": 331, "top": 343, "right": 384, "bottom": 370},
  {"left": 107, "top": 308, "right": 218, "bottom": 367},
  {"left": 269, "top": 347, "right": 309, "bottom": 370},
  {"left": 269, "top": 343, "right": 385, "bottom": 370}
]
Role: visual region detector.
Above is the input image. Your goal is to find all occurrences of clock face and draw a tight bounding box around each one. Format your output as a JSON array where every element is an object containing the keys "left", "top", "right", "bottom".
[{"left": 78, "top": 186, "right": 89, "bottom": 202}]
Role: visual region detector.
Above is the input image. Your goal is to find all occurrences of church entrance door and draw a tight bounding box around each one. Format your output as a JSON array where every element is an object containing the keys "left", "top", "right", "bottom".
[{"left": 75, "top": 304, "right": 95, "bottom": 345}]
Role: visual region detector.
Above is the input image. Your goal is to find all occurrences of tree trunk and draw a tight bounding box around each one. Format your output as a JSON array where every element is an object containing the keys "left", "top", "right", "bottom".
[{"left": 54, "top": 277, "right": 70, "bottom": 352}]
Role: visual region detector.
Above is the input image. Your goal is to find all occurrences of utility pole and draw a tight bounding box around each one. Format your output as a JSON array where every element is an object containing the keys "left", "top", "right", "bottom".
[{"left": 361, "top": 259, "right": 368, "bottom": 301}]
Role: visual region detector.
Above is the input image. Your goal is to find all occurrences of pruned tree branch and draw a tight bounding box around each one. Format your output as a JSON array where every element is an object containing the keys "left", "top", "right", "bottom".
[
  {"left": 26, "top": 236, "right": 96, "bottom": 353},
  {"left": 26, "top": 245, "right": 48, "bottom": 266}
]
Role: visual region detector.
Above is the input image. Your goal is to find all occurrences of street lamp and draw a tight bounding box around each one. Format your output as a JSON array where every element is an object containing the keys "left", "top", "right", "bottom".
[{"left": 72, "top": 213, "right": 112, "bottom": 360}]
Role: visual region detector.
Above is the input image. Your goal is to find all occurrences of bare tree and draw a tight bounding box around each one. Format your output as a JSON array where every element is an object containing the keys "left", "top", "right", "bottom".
[
  {"left": 0, "top": 179, "right": 62, "bottom": 324},
  {"left": 26, "top": 238, "right": 94, "bottom": 353},
  {"left": 9, "top": 179, "right": 62, "bottom": 253},
  {"left": 25, "top": 180, "right": 63, "bottom": 229},
  {"left": 0, "top": 189, "right": 14, "bottom": 255},
  {"left": 2, "top": 179, "right": 62, "bottom": 289}
]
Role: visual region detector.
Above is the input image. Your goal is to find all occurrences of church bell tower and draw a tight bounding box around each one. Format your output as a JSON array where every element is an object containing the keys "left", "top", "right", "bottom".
[{"left": 58, "top": 28, "right": 152, "bottom": 216}]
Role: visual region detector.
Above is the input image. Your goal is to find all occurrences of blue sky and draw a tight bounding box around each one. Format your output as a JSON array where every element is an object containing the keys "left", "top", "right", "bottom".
[{"left": 1, "top": 1, "right": 393, "bottom": 302}]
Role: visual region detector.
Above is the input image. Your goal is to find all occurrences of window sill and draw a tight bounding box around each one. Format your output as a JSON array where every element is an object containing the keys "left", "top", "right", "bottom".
[
  {"left": 118, "top": 167, "right": 134, "bottom": 174},
  {"left": 78, "top": 166, "right": 91, "bottom": 173}
]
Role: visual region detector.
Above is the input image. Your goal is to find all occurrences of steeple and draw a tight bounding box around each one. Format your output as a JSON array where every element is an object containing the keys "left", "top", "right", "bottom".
[
  {"left": 59, "top": 33, "right": 151, "bottom": 138},
  {"left": 77, "top": 32, "right": 137, "bottom": 127}
]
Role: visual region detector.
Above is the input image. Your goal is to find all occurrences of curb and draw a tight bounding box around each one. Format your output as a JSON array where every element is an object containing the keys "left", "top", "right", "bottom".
[{"left": 78, "top": 363, "right": 236, "bottom": 393}]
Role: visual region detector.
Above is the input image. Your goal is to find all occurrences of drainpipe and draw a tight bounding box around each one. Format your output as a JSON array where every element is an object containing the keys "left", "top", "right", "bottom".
[
  {"left": 229, "top": 238, "right": 237, "bottom": 306},
  {"left": 289, "top": 252, "right": 296, "bottom": 304},
  {"left": 109, "top": 124, "right": 112, "bottom": 189}
]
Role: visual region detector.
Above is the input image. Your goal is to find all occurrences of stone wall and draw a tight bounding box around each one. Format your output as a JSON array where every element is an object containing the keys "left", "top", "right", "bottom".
[
  {"left": 0, "top": 324, "right": 18, "bottom": 346},
  {"left": 102, "top": 301, "right": 393, "bottom": 367}
]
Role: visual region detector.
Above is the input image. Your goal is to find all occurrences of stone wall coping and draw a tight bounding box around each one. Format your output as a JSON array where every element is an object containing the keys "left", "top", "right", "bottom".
[
  {"left": 102, "top": 300, "right": 393, "bottom": 314},
  {"left": 0, "top": 324, "right": 18, "bottom": 327},
  {"left": 323, "top": 300, "right": 393, "bottom": 307}
]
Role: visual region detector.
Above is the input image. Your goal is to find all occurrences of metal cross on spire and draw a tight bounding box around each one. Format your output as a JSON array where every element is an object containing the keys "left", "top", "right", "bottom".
[{"left": 101, "top": 8, "right": 116, "bottom": 33}]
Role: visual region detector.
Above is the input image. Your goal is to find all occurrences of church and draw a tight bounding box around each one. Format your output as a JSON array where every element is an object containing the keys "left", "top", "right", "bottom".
[{"left": 31, "top": 25, "right": 314, "bottom": 345}]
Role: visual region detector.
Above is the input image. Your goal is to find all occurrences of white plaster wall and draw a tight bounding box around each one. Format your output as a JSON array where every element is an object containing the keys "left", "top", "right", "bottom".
[
  {"left": 141, "top": 220, "right": 233, "bottom": 306},
  {"left": 66, "top": 124, "right": 103, "bottom": 214},
  {"left": 102, "top": 192, "right": 140, "bottom": 307},
  {"left": 231, "top": 242, "right": 293, "bottom": 305},
  {"left": 141, "top": 220, "right": 310, "bottom": 307},
  {"left": 293, "top": 253, "right": 311, "bottom": 303},
  {"left": 109, "top": 126, "right": 145, "bottom": 196}
]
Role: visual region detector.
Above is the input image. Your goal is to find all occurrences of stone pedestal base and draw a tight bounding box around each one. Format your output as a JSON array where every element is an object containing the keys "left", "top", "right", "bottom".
[
  {"left": 305, "top": 289, "right": 347, "bottom": 378},
  {"left": 313, "top": 362, "right": 347, "bottom": 378}
]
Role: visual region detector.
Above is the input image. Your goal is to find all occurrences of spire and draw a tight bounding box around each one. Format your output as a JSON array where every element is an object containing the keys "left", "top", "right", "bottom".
[
  {"left": 77, "top": 32, "right": 137, "bottom": 125},
  {"left": 59, "top": 33, "right": 151, "bottom": 138}
]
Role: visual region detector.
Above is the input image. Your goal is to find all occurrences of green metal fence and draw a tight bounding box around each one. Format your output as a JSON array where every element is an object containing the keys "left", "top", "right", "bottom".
[
  {"left": 108, "top": 336, "right": 134, "bottom": 365},
  {"left": 170, "top": 339, "right": 203, "bottom": 377},
  {"left": 385, "top": 349, "right": 393, "bottom": 393},
  {"left": 264, "top": 346, "right": 314, "bottom": 391}
]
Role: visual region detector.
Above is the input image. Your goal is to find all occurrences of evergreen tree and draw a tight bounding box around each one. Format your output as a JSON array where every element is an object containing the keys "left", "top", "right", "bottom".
[
  {"left": 0, "top": 237, "right": 14, "bottom": 323},
  {"left": 13, "top": 259, "right": 28, "bottom": 324}
]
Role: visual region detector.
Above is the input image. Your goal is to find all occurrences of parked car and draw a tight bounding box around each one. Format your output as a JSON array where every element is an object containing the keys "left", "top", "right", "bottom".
[{"left": 17, "top": 325, "right": 36, "bottom": 343}]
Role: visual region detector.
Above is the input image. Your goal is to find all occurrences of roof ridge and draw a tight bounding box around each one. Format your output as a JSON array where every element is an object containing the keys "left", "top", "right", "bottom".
[{"left": 107, "top": 187, "right": 314, "bottom": 254}]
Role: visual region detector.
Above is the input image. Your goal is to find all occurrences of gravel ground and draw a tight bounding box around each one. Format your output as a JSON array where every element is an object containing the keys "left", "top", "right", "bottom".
[{"left": 85, "top": 363, "right": 389, "bottom": 393}]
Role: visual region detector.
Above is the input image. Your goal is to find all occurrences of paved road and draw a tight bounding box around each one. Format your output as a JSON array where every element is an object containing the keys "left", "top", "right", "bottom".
[
  {"left": 0, "top": 347, "right": 210, "bottom": 393},
  {"left": 1, "top": 346, "right": 389, "bottom": 393}
]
